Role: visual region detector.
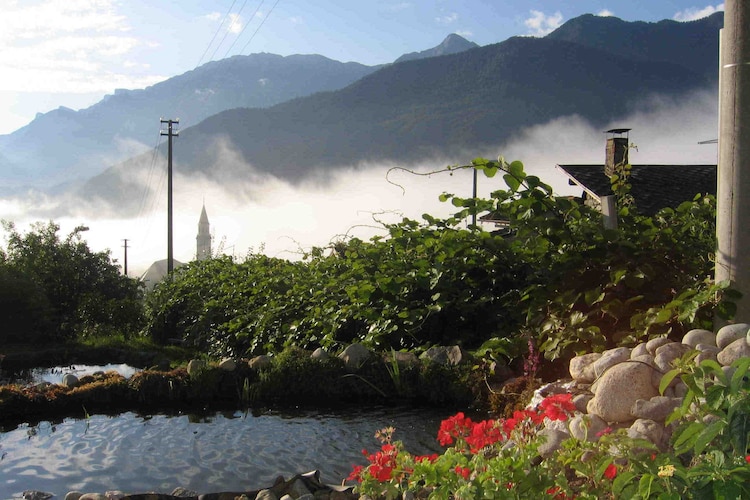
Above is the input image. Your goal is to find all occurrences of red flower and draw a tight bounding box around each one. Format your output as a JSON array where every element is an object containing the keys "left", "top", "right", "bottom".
[
  {"left": 437, "top": 412, "right": 474, "bottom": 446},
  {"left": 466, "top": 419, "right": 504, "bottom": 452},
  {"left": 540, "top": 394, "right": 576, "bottom": 422},
  {"left": 347, "top": 465, "right": 364, "bottom": 482},
  {"left": 745, "top": 455, "right": 750, "bottom": 464},
  {"left": 595, "top": 427, "right": 612, "bottom": 438},
  {"left": 455, "top": 465, "right": 471, "bottom": 479},
  {"left": 415, "top": 453, "right": 439, "bottom": 463},
  {"left": 603, "top": 463, "right": 617, "bottom": 480}
]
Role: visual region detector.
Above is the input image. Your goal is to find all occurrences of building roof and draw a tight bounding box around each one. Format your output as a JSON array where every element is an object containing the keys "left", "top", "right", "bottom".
[
  {"left": 140, "top": 258, "right": 186, "bottom": 289},
  {"left": 556, "top": 164, "right": 717, "bottom": 216}
]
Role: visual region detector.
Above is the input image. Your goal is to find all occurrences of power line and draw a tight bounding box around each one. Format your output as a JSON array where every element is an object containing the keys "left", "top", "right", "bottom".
[
  {"left": 238, "top": 0, "right": 282, "bottom": 55},
  {"left": 196, "top": 0, "right": 239, "bottom": 68},
  {"left": 221, "top": 0, "right": 267, "bottom": 59},
  {"left": 207, "top": 0, "right": 254, "bottom": 63}
]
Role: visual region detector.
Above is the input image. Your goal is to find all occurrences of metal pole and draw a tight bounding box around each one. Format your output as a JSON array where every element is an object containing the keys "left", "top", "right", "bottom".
[
  {"left": 122, "top": 238, "right": 129, "bottom": 276},
  {"left": 160, "top": 118, "right": 179, "bottom": 275},
  {"left": 716, "top": 0, "right": 750, "bottom": 320},
  {"left": 472, "top": 167, "right": 478, "bottom": 227}
]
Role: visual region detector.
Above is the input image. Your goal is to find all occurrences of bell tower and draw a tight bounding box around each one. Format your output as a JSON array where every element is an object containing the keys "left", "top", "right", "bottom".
[{"left": 196, "top": 204, "right": 212, "bottom": 261}]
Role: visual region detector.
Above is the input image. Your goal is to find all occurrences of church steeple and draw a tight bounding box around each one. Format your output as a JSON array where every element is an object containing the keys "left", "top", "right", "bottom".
[{"left": 196, "top": 203, "right": 212, "bottom": 261}]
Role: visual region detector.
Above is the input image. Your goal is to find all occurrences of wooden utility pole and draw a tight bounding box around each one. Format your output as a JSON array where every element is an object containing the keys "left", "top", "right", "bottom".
[
  {"left": 160, "top": 118, "right": 179, "bottom": 275},
  {"left": 716, "top": 1, "right": 750, "bottom": 320},
  {"left": 122, "top": 238, "right": 129, "bottom": 276}
]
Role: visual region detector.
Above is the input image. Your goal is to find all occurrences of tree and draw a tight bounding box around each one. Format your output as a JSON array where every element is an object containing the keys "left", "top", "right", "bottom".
[{"left": 1, "top": 221, "right": 145, "bottom": 341}]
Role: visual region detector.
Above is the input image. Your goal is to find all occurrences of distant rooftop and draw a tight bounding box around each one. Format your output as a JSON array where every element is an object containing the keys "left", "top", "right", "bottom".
[{"left": 557, "top": 164, "right": 717, "bottom": 216}]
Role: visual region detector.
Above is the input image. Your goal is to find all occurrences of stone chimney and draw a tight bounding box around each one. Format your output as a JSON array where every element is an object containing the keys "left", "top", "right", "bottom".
[{"left": 605, "top": 128, "right": 631, "bottom": 177}]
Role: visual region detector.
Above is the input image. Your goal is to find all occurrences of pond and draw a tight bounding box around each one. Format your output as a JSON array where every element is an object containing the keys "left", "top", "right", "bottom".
[{"left": 0, "top": 406, "right": 449, "bottom": 499}]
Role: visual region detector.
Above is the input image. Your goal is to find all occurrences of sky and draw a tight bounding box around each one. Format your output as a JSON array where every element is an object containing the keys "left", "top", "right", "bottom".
[
  {"left": 0, "top": 1, "right": 726, "bottom": 276},
  {"left": 0, "top": 0, "right": 725, "bottom": 134}
]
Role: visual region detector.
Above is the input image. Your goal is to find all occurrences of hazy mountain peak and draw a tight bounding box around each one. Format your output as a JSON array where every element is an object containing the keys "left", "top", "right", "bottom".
[{"left": 394, "top": 33, "right": 479, "bottom": 63}]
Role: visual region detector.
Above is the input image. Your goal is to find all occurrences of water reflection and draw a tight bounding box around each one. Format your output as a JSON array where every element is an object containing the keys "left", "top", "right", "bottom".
[{"left": 0, "top": 407, "right": 447, "bottom": 499}]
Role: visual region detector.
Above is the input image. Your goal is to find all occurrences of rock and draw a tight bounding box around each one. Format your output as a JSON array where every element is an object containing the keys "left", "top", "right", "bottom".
[
  {"left": 696, "top": 343, "right": 721, "bottom": 354},
  {"left": 631, "top": 343, "right": 649, "bottom": 359},
  {"left": 569, "top": 353, "right": 602, "bottom": 383},
  {"left": 568, "top": 413, "right": 608, "bottom": 441},
  {"left": 682, "top": 329, "right": 716, "bottom": 348},
  {"left": 218, "top": 358, "right": 236, "bottom": 371},
  {"left": 386, "top": 350, "right": 419, "bottom": 368},
  {"left": 23, "top": 492, "right": 53, "bottom": 500},
  {"left": 419, "top": 345, "right": 467, "bottom": 366},
  {"left": 186, "top": 359, "right": 205, "bottom": 376},
  {"left": 537, "top": 428, "right": 569, "bottom": 458},
  {"left": 654, "top": 342, "right": 692, "bottom": 372},
  {"left": 628, "top": 418, "right": 666, "bottom": 448},
  {"left": 65, "top": 492, "right": 84, "bottom": 500},
  {"left": 695, "top": 349, "right": 718, "bottom": 365},
  {"left": 593, "top": 347, "right": 632, "bottom": 379},
  {"left": 718, "top": 337, "right": 750, "bottom": 366},
  {"left": 338, "top": 343, "right": 371, "bottom": 371},
  {"left": 79, "top": 494, "right": 108, "bottom": 500},
  {"left": 674, "top": 381, "right": 689, "bottom": 398},
  {"left": 573, "top": 393, "right": 593, "bottom": 413},
  {"left": 630, "top": 354, "right": 656, "bottom": 369},
  {"left": 286, "top": 478, "right": 312, "bottom": 498},
  {"left": 646, "top": 337, "right": 672, "bottom": 355},
  {"left": 311, "top": 347, "right": 330, "bottom": 361},
  {"left": 171, "top": 487, "right": 198, "bottom": 497},
  {"left": 249, "top": 355, "right": 273, "bottom": 370},
  {"left": 255, "top": 489, "right": 279, "bottom": 500},
  {"left": 105, "top": 492, "right": 125, "bottom": 500},
  {"left": 587, "top": 361, "right": 660, "bottom": 423},
  {"left": 61, "top": 373, "right": 79, "bottom": 388},
  {"left": 716, "top": 323, "right": 750, "bottom": 349},
  {"left": 631, "top": 396, "right": 682, "bottom": 422}
]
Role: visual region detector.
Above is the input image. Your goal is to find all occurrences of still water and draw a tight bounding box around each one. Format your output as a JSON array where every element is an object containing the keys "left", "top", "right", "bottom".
[{"left": 0, "top": 407, "right": 448, "bottom": 499}]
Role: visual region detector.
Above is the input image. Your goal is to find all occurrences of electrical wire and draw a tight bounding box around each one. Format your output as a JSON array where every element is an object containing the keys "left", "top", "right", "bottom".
[
  {"left": 238, "top": 0, "right": 281, "bottom": 55},
  {"left": 206, "top": 0, "right": 254, "bottom": 63},
  {"left": 195, "top": 0, "right": 239, "bottom": 68},
  {"left": 220, "top": 0, "right": 266, "bottom": 59}
]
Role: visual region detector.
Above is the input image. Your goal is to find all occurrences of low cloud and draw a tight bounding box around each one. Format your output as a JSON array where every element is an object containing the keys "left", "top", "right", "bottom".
[
  {"left": 0, "top": 89, "right": 719, "bottom": 277},
  {"left": 525, "top": 10, "right": 564, "bottom": 37},
  {"left": 674, "top": 4, "right": 724, "bottom": 22},
  {"left": 597, "top": 10, "right": 614, "bottom": 17}
]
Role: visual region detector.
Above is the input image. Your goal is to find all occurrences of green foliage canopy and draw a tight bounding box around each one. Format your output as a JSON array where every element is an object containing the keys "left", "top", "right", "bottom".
[{"left": 0, "top": 221, "right": 144, "bottom": 342}]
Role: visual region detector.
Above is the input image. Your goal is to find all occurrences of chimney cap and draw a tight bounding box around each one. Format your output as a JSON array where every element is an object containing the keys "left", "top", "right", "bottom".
[{"left": 605, "top": 128, "right": 631, "bottom": 135}]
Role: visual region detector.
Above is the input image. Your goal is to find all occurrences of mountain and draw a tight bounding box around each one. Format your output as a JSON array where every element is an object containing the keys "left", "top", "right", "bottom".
[
  {"left": 394, "top": 34, "right": 479, "bottom": 63},
  {"left": 0, "top": 33, "right": 482, "bottom": 195},
  {"left": 546, "top": 12, "right": 723, "bottom": 80},
  {"left": 84, "top": 12, "right": 721, "bottom": 212},
  {"left": 0, "top": 53, "right": 379, "bottom": 192}
]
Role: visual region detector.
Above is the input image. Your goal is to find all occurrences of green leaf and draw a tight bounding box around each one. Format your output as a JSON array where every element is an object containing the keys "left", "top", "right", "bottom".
[
  {"left": 508, "top": 160, "right": 524, "bottom": 177},
  {"left": 693, "top": 419, "right": 725, "bottom": 455},
  {"left": 503, "top": 174, "right": 521, "bottom": 191},
  {"left": 672, "top": 421, "right": 704, "bottom": 454},
  {"left": 659, "top": 368, "right": 682, "bottom": 396}
]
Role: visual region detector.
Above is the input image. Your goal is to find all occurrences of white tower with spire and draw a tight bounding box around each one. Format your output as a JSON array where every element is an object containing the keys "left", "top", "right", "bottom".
[{"left": 196, "top": 204, "right": 212, "bottom": 261}]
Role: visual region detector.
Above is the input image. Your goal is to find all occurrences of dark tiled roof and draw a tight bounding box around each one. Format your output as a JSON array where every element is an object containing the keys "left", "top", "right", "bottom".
[{"left": 557, "top": 164, "right": 717, "bottom": 216}]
